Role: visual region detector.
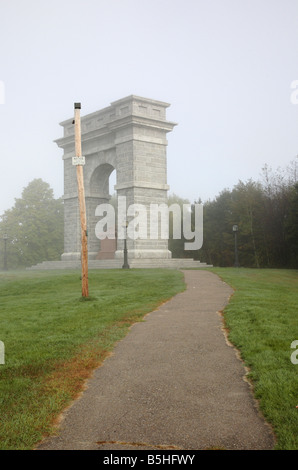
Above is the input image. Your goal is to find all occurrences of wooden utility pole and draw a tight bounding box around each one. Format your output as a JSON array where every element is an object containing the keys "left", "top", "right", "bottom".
[{"left": 74, "top": 102, "right": 89, "bottom": 297}]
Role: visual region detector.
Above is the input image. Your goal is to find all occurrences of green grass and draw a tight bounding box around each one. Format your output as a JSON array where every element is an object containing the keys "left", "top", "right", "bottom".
[
  {"left": 210, "top": 268, "right": 298, "bottom": 450},
  {"left": 1, "top": 267, "right": 298, "bottom": 450},
  {"left": 0, "top": 268, "right": 185, "bottom": 450}
]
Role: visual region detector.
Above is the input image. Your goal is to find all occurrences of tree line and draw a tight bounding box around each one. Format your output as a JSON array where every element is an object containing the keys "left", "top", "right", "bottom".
[{"left": 174, "top": 158, "right": 298, "bottom": 268}]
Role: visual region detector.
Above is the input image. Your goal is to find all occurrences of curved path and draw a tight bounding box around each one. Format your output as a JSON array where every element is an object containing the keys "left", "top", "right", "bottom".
[{"left": 38, "top": 270, "right": 275, "bottom": 450}]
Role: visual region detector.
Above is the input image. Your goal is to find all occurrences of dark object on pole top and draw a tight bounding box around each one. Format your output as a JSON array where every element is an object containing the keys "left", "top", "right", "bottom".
[{"left": 74, "top": 102, "right": 81, "bottom": 109}]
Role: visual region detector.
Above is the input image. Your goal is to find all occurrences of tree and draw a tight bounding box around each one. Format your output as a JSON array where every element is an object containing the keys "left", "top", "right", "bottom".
[
  {"left": 231, "top": 180, "right": 266, "bottom": 268},
  {"left": 197, "top": 189, "right": 234, "bottom": 266},
  {"left": 285, "top": 182, "right": 298, "bottom": 267},
  {"left": 0, "top": 179, "right": 63, "bottom": 268},
  {"left": 261, "top": 164, "right": 293, "bottom": 267},
  {"left": 167, "top": 193, "right": 191, "bottom": 258}
]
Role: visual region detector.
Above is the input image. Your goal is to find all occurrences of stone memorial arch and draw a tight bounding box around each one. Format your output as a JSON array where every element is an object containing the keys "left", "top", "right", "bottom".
[{"left": 55, "top": 95, "right": 177, "bottom": 262}]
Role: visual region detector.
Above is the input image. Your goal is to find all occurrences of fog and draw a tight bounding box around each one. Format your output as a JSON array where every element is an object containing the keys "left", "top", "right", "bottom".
[{"left": 1, "top": 0, "right": 298, "bottom": 214}]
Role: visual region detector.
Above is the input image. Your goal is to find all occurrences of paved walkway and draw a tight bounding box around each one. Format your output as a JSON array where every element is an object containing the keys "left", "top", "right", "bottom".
[{"left": 37, "top": 270, "right": 275, "bottom": 450}]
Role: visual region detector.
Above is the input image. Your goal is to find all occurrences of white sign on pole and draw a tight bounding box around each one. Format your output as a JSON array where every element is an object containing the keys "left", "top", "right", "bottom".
[{"left": 72, "top": 156, "right": 85, "bottom": 166}]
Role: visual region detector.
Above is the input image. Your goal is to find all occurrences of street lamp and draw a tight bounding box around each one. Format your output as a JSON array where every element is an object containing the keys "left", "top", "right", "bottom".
[
  {"left": 122, "top": 221, "right": 130, "bottom": 269},
  {"left": 3, "top": 233, "right": 8, "bottom": 271},
  {"left": 232, "top": 225, "right": 239, "bottom": 268}
]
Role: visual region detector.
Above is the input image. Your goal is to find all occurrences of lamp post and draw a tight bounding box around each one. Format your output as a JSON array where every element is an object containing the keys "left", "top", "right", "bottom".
[
  {"left": 122, "top": 221, "right": 130, "bottom": 269},
  {"left": 232, "top": 225, "right": 239, "bottom": 267},
  {"left": 3, "top": 233, "right": 8, "bottom": 271}
]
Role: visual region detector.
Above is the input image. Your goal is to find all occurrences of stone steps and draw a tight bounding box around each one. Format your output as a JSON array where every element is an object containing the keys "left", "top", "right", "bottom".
[{"left": 27, "top": 258, "right": 212, "bottom": 270}]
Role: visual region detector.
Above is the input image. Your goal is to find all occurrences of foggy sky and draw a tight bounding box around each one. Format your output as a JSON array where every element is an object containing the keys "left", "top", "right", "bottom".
[{"left": 1, "top": 0, "right": 298, "bottom": 215}]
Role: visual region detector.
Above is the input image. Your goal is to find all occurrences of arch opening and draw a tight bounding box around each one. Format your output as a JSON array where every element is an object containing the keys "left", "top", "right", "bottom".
[
  {"left": 90, "top": 163, "right": 117, "bottom": 260},
  {"left": 90, "top": 163, "right": 115, "bottom": 199}
]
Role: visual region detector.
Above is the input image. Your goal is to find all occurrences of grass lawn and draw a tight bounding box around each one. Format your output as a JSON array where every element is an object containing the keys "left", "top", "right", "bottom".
[
  {"left": 210, "top": 268, "right": 298, "bottom": 450},
  {"left": 0, "top": 268, "right": 185, "bottom": 450},
  {"left": 1, "top": 267, "right": 297, "bottom": 450}
]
